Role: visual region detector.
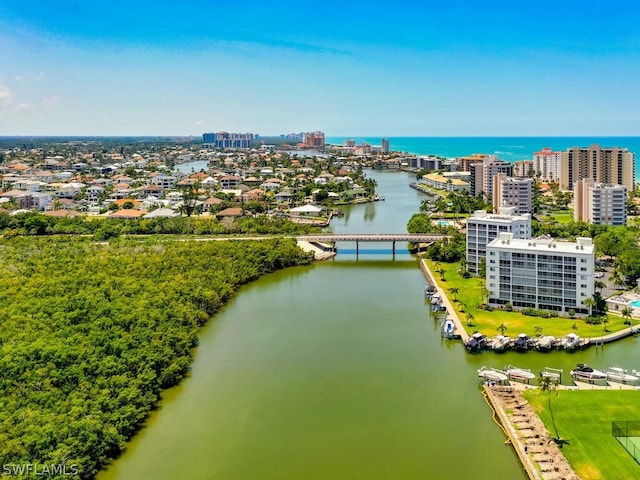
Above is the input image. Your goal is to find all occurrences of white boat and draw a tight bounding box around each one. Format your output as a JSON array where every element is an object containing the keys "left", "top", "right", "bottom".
[
  {"left": 560, "top": 333, "right": 582, "bottom": 350},
  {"left": 489, "top": 335, "right": 511, "bottom": 351},
  {"left": 504, "top": 365, "right": 536, "bottom": 383},
  {"left": 606, "top": 367, "right": 639, "bottom": 385},
  {"left": 570, "top": 363, "right": 607, "bottom": 383},
  {"left": 540, "top": 367, "right": 563, "bottom": 383},
  {"left": 430, "top": 294, "right": 441, "bottom": 305},
  {"left": 478, "top": 366, "right": 508, "bottom": 383},
  {"left": 440, "top": 318, "right": 457, "bottom": 339},
  {"left": 535, "top": 335, "right": 556, "bottom": 351}
]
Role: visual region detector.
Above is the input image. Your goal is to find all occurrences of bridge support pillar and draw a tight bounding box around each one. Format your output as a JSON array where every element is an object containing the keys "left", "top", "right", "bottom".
[
  {"left": 356, "top": 240, "right": 359, "bottom": 255},
  {"left": 392, "top": 240, "right": 395, "bottom": 255}
]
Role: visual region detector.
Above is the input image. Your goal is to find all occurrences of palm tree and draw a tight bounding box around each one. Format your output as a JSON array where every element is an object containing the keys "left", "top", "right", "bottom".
[
  {"left": 465, "top": 312, "right": 475, "bottom": 327},
  {"left": 459, "top": 302, "right": 467, "bottom": 313},
  {"left": 438, "top": 268, "right": 446, "bottom": 281},
  {"left": 603, "top": 317, "right": 610, "bottom": 333},
  {"left": 534, "top": 325, "right": 543, "bottom": 337},
  {"left": 482, "top": 288, "right": 492, "bottom": 306},
  {"left": 594, "top": 280, "right": 606, "bottom": 292},
  {"left": 611, "top": 271, "right": 627, "bottom": 290},
  {"left": 538, "top": 375, "right": 563, "bottom": 445},
  {"left": 497, "top": 323, "right": 507, "bottom": 336},
  {"left": 448, "top": 287, "right": 460, "bottom": 301},
  {"left": 622, "top": 306, "right": 633, "bottom": 325},
  {"left": 571, "top": 323, "right": 578, "bottom": 333},
  {"left": 584, "top": 297, "right": 596, "bottom": 316}
]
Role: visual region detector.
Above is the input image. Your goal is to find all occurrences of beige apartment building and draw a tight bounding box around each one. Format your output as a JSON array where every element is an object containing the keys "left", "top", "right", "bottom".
[
  {"left": 559, "top": 145, "right": 634, "bottom": 191},
  {"left": 573, "top": 178, "right": 627, "bottom": 226},
  {"left": 492, "top": 174, "right": 534, "bottom": 215},
  {"left": 533, "top": 147, "right": 560, "bottom": 181}
]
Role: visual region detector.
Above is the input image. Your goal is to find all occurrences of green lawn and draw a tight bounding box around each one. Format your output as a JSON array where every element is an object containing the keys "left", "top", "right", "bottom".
[
  {"left": 426, "top": 260, "right": 629, "bottom": 338},
  {"left": 547, "top": 209, "right": 575, "bottom": 224},
  {"left": 523, "top": 390, "right": 640, "bottom": 480}
]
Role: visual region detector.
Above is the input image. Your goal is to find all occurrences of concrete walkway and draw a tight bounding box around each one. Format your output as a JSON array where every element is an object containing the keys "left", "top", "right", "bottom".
[{"left": 419, "top": 259, "right": 469, "bottom": 343}]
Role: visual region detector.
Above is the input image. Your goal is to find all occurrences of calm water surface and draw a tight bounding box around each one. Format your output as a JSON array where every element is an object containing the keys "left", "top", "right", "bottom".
[{"left": 100, "top": 170, "right": 640, "bottom": 480}]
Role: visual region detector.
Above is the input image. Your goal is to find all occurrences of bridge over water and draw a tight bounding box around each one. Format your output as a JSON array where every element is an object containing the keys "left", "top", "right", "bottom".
[{"left": 296, "top": 233, "right": 449, "bottom": 254}]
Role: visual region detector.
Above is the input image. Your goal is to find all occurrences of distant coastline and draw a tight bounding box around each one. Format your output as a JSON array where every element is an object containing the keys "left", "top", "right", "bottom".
[{"left": 326, "top": 136, "right": 640, "bottom": 178}]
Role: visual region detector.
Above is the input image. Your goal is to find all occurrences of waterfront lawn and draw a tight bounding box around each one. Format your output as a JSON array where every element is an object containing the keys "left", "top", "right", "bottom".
[
  {"left": 425, "top": 260, "right": 628, "bottom": 338},
  {"left": 524, "top": 390, "right": 640, "bottom": 480}
]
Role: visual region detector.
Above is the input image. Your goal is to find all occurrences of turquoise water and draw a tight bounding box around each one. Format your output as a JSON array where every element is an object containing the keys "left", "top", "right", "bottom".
[
  {"left": 326, "top": 136, "right": 640, "bottom": 178},
  {"left": 631, "top": 300, "right": 640, "bottom": 308}
]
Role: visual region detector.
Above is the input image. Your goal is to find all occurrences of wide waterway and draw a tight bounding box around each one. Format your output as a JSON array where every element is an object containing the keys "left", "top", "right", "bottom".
[{"left": 100, "top": 170, "right": 640, "bottom": 480}]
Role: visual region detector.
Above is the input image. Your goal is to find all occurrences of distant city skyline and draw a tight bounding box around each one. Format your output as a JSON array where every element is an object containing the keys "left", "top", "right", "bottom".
[{"left": 1, "top": 1, "right": 639, "bottom": 136}]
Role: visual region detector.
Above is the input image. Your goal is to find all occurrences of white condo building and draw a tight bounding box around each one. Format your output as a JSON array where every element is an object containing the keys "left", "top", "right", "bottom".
[
  {"left": 486, "top": 233, "right": 594, "bottom": 315},
  {"left": 465, "top": 207, "right": 531, "bottom": 274},
  {"left": 533, "top": 147, "right": 560, "bottom": 182},
  {"left": 573, "top": 179, "right": 627, "bottom": 226}
]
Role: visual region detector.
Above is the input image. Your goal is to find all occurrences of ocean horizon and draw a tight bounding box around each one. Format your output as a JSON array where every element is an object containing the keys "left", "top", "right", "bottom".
[{"left": 326, "top": 136, "right": 640, "bottom": 179}]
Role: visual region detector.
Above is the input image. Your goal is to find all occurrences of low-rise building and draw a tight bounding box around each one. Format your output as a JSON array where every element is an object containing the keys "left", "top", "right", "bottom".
[{"left": 421, "top": 173, "right": 470, "bottom": 192}]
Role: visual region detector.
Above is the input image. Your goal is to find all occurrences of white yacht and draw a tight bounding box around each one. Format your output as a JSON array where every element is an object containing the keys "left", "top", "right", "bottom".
[{"left": 570, "top": 364, "right": 607, "bottom": 383}]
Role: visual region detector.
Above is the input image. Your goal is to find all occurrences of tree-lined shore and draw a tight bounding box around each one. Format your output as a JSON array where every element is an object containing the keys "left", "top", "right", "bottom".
[{"left": 0, "top": 236, "right": 314, "bottom": 478}]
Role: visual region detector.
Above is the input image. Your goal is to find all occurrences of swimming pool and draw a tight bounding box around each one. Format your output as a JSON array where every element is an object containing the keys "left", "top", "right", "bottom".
[{"left": 631, "top": 300, "right": 640, "bottom": 308}]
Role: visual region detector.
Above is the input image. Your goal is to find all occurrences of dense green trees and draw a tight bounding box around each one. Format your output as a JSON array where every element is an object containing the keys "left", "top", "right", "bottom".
[
  {"left": 0, "top": 212, "right": 317, "bottom": 239},
  {"left": 0, "top": 236, "right": 313, "bottom": 478}
]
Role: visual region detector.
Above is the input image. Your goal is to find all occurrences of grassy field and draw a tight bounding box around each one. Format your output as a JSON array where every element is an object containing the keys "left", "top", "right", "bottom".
[
  {"left": 548, "top": 209, "right": 575, "bottom": 223},
  {"left": 425, "top": 259, "right": 629, "bottom": 338},
  {"left": 524, "top": 390, "right": 640, "bottom": 480}
]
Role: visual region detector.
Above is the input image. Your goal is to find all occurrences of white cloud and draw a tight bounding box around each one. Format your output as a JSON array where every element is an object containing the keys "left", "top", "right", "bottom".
[
  {"left": 196, "top": 120, "right": 204, "bottom": 126},
  {"left": 15, "top": 76, "right": 24, "bottom": 81},
  {"left": 0, "top": 83, "right": 11, "bottom": 103},
  {"left": 13, "top": 103, "right": 30, "bottom": 114},
  {"left": 42, "top": 95, "right": 62, "bottom": 111},
  {"left": 34, "top": 72, "right": 45, "bottom": 80}
]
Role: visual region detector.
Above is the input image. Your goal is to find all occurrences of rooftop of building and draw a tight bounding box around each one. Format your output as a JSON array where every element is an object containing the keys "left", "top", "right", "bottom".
[
  {"left": 487, "top": 232, "right": 594, "bottom": 255},
  {"left": 468, "top": 207, "right": 531, "bottom": 222}
]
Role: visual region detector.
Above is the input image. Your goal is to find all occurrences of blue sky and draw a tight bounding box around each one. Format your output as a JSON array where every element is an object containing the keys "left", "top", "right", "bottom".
[{"left": 1, "top": 0, "right": 639, "bottom": 136}]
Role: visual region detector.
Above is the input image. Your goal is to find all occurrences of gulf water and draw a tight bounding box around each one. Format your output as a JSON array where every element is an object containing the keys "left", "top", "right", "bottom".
[{"left": 327, "top": 136, "right": 640, "bottom": 178}]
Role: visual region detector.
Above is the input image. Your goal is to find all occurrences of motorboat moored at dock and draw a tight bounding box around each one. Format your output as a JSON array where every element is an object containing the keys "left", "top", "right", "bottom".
[
  {"left": 440, "top": 318, "right": 460, "bottom": 339},
  {"left": 513, "top": 333, "right": 532, "bottom": 351},
  {"left": 570, "top": 363, "right": 607, "bottom": 383},
  {"left": 534, "top": 335, "right": 557, "bottom": 352},
  {"left": 465, "top": 332, "right": 488, "bottom": 352},
  {"left": 504, "top": 365, "right": 536, "bottom": 383},
  {"left": 477, "top": 366, "right": 508, "bottom": 384},
  {"left": 488, "top": 335, "right": 511, "bottom": 351},
  {"left": 560, "top": 332, "right": 582, "bottom": 350},
  {"left": 605, "top": 367, "right": 639, "bottom": 385}
]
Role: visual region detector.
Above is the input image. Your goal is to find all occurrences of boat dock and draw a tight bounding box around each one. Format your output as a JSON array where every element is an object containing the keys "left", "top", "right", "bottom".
[
  {"left": 419, "top": 259, "right": 469, "bottom": 343},
  {"left": 483, "top": 384, "right": 579, "bottom": 480}
]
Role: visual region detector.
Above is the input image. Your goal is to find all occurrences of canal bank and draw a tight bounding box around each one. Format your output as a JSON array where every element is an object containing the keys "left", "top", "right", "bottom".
[{"left": 100, "top": 170, "right": 640, "bottom": 480}]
